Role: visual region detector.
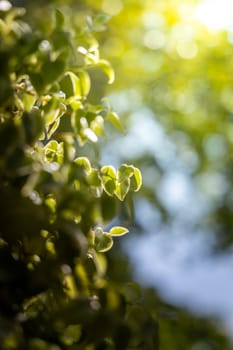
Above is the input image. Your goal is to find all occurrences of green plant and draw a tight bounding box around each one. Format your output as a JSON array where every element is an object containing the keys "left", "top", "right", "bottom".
[{"left": 0, "top": 4, "right": 161, "bottom": 350}]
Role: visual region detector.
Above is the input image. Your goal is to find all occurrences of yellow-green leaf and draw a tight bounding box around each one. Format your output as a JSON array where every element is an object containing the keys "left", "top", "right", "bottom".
[
  {"left": 109, "top": 226, "right": 129, "bottom": 236},
  {"left": 95, "top": 232, "right": 113, "bottom": 253},
  {"left": 101, "top": 165, "right": 117, "bottom": 195},
  {"left": 106, "top": 111, "right": 124, "bottom": 132},
  {"left": 59, "top": 71, "right": 81, "bottom": 98},
  {"left": 74, "top": 157, "right": 91, "bottom": 172},
  {"left": 115, "top": 178, "right": 130, "bottom": 201},
  {"left": 97, "top": 59, "right": 115, "bottom": 84},
  {"left": 77, "top": 70, "right": 91, "bottom": 96},
  {"left": 130, "top": 167, "right": 142, "bottom": 192}
]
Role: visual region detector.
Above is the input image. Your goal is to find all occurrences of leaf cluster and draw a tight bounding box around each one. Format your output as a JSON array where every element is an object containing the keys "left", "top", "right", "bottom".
[{"left": 0, "top": 4, "right": 157, "bottom": 350}]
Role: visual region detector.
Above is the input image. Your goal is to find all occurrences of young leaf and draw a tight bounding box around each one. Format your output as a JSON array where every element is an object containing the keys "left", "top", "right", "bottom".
[
  {"left": 100, "top": 165, "right": 117, "bottom": 195},
  {"left": 21, "top": 91, "right": 36, "bottom": 112},
  {"left": 130, "top": 167, "right": 142, "bottom": 192},
  {"left": 77, "top": 70, "right": 91, "bottom": 97},
  {"left": 115, "top": 178, "right": 130, "bottom": 201},
  {"left": 106, "top": 111, "right": 124, "bottom": 132},
  {"left": 44, "top": 140, "right": 63, "bottom": 163},
  {"left": 95, "top": 232, "right": 113, "bottom": 253},
  {"left": 97, "top": 59, "right": 115, "bottom": 84},
  {"left": 74, "top": 157, "right": 91, "bottom": 173},
  {"left": 109, "top": 226, "right": 129, "bottom": 237},
  {"left": 117, "top": 164, "right": 134, "bottom": 183},
  {"left": 59, "top": 71, "right": 81, "bottom": 98},
  {"left": 87, "top": 169, "right": 101, "bottom": 187}
]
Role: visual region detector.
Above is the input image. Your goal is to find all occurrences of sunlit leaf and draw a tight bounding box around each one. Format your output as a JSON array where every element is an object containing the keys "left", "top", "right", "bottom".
[
  {"left": 59, "top": 71, "right": 81, "bottom": 98},
  {"left": 101, "top": 165, "right": 117, "bottom": 195},
  {"left": 47, "top": 118, "right": 60, "bottom": 138},
  {"left": 95, "top": 232, "right": 113, "bottom": 253},
  {"left": 87, "top": 168, "right": 101, "bottom": 187},
  {"left": 77, "top": 70, "right": 91, "bottom": 96},
  {"left": 109, "top": 226, "right": 129, "bottom": 236},
  {"left": 44, "top": 140, "right": 63, "bottom": 163},
  {"left": 130, "top": 167, "right": 142, "bottom": 192},
  {"left": 74, "top": 157, "right": 91, "bottom": 172},
  {"left": 97, "top": 59, "right": 115, "bottom": 84},
  {"left": 117, "top": 164, "right": 134, "bottom": 183},
  {"left": 106, "top": 111, "right": 124, "bottom": 132},
  {"left": 115, "top": 178, "right": 130, "bottom": 201},
  {"left": 90, "top": 115, "right": 104, "bottom": 136},
  {"left": 21, "top": 92, "right": 36, "bottom": 112},
  {"left": 82, "top": 127, "right": 98, "bottom": 143}
]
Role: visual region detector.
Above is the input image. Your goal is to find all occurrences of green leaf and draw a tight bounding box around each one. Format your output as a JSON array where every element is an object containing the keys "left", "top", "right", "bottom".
[
  {"left": 109, "top": 226, "right": 129, "bottom": 236},
  {"left": 86, "top": 16, "right": 93, "bottom": 30},
  {"left": 94, "top": 13, "right": 111, "bottom": 26},
  {"left": 74, "top": 157, "right": 91, "bottom": 172},
  {"left": 130, "top": 167, "right": 142, "bottom": 192},
  {"left": 59, "top": 71, "right": 81, "bottom": 98},
  {"left": 77, "top": 70, "right": 91, "bottom": 97},
  {"left": 47, "top": 118, "right": 60, "bottom": 138},
  {"left": 97, "top": 59, "right": 115, "bottom": 84},
  {"left": 90, "top": 115, "right": 105, "bottom": 136},
  {"left": 42, "top": 54, "right": 67, "bottom": 86},
  {"left": 115, "top": 178, "right": 130, "bottom": 201},
  {"left": 43, "top": 96, "right": 60, "bottom": 125},
  {"left": 67, "top": 97, "right": 83, "bottom": 111},
  {"left": 44, "top": 140, "right": 63, "bottom": 163},
  {"left": 117, "top": 164, "right": 134, "bottom": 183},
  {"left": 55, "top": 9, "right": 65, "bottom": 29},
  {"left": 100, "top": 165, "right": 117, "bottom": 195},
  {"left": 71, "top": 108, "right": 85, "bottom": 133},
  {"left": 95, "top": 232, "right": 113, "bottom": 253},
  {"left": 82, "top": 127, "right": 98, "bottom": 143},
  {"left": 87, "top": 168, "right": 101, "bottom": 187},
  {"left": 92, "top": 13, "right": 111, "bottom": 32},
  {"left": 22, "top": 107, "right": 44, "bottom": 145},
  {"left": 21, "top": 91, "right": 36, "bottom": 112},
  {"left": 107, "top": 111, "right": 124, "bottom": 132}
]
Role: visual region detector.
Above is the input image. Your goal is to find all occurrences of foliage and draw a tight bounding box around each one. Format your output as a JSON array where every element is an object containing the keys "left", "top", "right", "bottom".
[
  {"left": 1, "top": 1, "right": 233, "bottom": 349},
  {"left": 0, "top": 3, "right": 154, "bottom": 350}
]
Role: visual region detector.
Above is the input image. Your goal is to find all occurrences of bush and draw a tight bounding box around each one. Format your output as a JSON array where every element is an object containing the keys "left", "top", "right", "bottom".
[{"left": 0, "top": 3, "right": 162, "bottom": 350}]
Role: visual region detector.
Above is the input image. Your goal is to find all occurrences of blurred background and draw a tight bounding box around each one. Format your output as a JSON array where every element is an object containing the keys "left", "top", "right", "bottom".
[
  {"left": 98, "top": 0, "right": 233, "bottom": 334},
  {"left": 11, "top": 0, "right": 233, "bottom": 346},
  {"left": 98, "top": 0, "right": 233, "bottom": 340}
]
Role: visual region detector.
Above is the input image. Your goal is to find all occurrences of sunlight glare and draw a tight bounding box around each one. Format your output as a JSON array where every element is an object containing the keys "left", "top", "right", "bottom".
[{"left": 196, "top": 0, "right": 233, "bottom": 31}]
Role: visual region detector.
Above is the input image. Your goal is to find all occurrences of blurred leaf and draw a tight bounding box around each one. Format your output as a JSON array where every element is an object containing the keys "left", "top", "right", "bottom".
[
  {"left": 106, "top": 111, "right": 124, "bottom": 132},
  {"left": 59, "top": 71, "right": 81, "bottom": 98},
  {"left": 55, "top": 8, "right": 65, "bottom": 29},
  {"left": 109, "top": 226, "right": 129, "bottom": 237},
  {"left": 22, "top": 107, "right": 44, "bottom": 145},
  {"left": 74, "top": 156, "right": 91, "bottom": 172},
  {"left": 101, "top": 165, "right": 117, "bottom": 195},
  {"left": 97, "top": 59, "right": 115, "bottom": 84},
  {"left": 87, "top": 168, "right": 101, "bottom": 187},
  {"left": 115, "top": 178, "right": 130, "bottom": 201},
  {"left": 130, "top": 167, "right": 142, "bottom": 192},
  {"left": 117, "top": 164, "right": 134, "bottom": 183},
  {"left": 77, "top": 70, "right": 91, "bottom": 97},
  {"left": 95, "top": 232, "right": 113, "bottom": 253}
]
